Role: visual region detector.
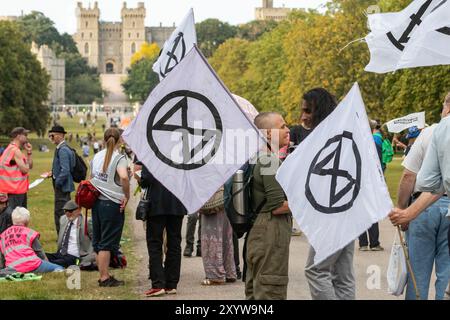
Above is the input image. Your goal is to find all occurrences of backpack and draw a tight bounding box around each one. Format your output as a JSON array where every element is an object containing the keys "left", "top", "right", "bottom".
[
  {"left": 224, "top": 161, "right": 266, "bottom": 239},
  {"left": 75, "top": 180, "right": 100, "bottom": 210},
  {"left": 58, "top": 145, "right": 87, "bottom": 183},
  {"left": 374, "top": 132, "right": 394, "bottom": 164},
  {"left": 75, "top": 180, "right": 100, "bottom": 236}
]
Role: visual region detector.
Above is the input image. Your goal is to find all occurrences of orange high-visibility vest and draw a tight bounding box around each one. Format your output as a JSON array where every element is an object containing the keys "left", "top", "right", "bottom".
[{"left": 0, "top": 144, "right": 29, "bottom": 194}]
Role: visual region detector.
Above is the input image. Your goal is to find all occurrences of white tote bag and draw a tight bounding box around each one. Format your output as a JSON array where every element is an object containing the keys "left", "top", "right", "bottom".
[{"left": 387, "top": 232, "right": 408, "bottom": 296}]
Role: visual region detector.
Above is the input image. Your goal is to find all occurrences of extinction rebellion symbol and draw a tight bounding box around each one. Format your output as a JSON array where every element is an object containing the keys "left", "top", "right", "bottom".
[
  {"left": 305, "top": 131, "right": 362, "bottom": 214},
  {"left": 147, "top": 90, "right": 223, "bottom": 170},
  {"left": 159, "top": 32, "right": 186, "bottom": 78}
]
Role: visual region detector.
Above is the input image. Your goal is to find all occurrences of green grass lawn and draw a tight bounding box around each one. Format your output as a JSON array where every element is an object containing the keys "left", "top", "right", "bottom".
[
  {"left": 384, "top": 156, "right": 404, "bottom": 205},
  {"left": 0, "top": 114, "right": 139, "bottom": 300}
]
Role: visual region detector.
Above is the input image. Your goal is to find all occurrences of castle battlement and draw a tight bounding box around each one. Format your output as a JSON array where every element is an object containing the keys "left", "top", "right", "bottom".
[{"left": 73, "top": 1, "right": 174, "bottom": 75}]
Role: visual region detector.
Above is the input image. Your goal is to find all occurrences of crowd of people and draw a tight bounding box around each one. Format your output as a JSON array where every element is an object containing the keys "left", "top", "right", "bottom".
[{"left": 0, "top": 91, "right": 449, "bottom": 300}]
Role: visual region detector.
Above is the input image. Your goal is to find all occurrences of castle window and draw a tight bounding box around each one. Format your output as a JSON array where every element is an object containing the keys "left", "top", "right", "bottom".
[
  {"left": 85, "top": 21, "right": 88, "bottom": 28},
  {"left": 131, "top": 42, "right": 136, "bottom": 54},
  {"left": 133, "top": 21, "right": 136, "bottom": 28},
  {"left": 128, "top": 33, "right": 131, "bottom": 38},
  {"left": 137, "top": 33, "right": 139, "bottom": 38},
  {"left": 90, "top": 32, "right": 92, "bottom": 38},
  {"left": 81, "top": 32, "right": 84, "bottom": 39},
  {"left": 84, "top": 43, "right": 89, "bottom": 55}
]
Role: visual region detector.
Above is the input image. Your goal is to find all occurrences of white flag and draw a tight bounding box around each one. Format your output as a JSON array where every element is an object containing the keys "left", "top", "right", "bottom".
[
  {"left": 386, "top": 112, "right": 426, "bottom": 133},
  {"left": 124, "top": 46, "right": 264, "bottom": 214},
  {"left": 365, "top": 0, "right": 444, "bottom": 73},
  {"left": 152, "top": 8, "right": 197, "bottom": 81},
  {"left": 276, "top": 83, "right": 393, "bottom": 265},
  {"left": 396, "top": 1, "right": 450, "bottom": 70}
]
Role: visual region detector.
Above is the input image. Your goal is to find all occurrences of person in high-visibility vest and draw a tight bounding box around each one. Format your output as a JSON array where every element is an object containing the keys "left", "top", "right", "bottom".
[{"left": 0, "top": 127, "right": 33, "bottom": 209}]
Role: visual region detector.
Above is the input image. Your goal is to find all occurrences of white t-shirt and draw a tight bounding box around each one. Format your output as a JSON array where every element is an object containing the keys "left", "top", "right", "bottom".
[
  {"left": 402, "top": 124, "right": 437, "bottom": 191},
  {"left": 91, "top": 149, "right": 128, "bottom": 201}
]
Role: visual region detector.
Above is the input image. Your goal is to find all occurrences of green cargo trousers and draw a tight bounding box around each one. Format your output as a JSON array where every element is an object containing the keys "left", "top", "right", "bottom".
[{"left": 245, "top": 211, "right": 292, "bottom": 300}]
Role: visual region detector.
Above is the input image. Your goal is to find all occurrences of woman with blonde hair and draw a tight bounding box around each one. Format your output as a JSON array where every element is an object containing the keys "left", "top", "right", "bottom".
[{"left": 90, "top": 128, "right": 130, "bottom": 287}]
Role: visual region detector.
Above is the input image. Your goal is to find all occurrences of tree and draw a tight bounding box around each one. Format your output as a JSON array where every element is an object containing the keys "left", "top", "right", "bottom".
[
  {"left": 196, "top": 19, "right": 237, "bottom": 57},
  {"left": 122, "top": 58, "right": 159, "bottom": 104},
  {"left": 131, "top": 42, "right": 160, "bottom": 65},
  {"left": 17, "top": 11, "right": 78, "bottom": 54},
  {"left": 65, "top": 74, "right": 103, "bottom": 104},
  {"left": 0, "top": 21, "right": 49, "bottom": 136},
  {"left": 237, "top": 20, "right": 278, "bottom": 41}
]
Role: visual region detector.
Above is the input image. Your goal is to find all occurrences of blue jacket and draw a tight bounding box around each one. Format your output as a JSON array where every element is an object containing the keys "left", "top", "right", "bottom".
[{"left": 52, "top": 142, "right": 75, "bottom": 193}]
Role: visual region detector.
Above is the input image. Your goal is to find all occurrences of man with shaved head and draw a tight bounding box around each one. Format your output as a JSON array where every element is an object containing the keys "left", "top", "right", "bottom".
[{"left": 245, "top": 112, "right": 292, "bottom": 300}]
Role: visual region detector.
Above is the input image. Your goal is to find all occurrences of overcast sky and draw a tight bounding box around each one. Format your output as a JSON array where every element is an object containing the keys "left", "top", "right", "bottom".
[{"left": 0, "top": 0, "right": 328, "bottom": 34}]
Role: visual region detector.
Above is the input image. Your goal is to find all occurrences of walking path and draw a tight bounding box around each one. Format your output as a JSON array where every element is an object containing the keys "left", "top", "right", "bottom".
[{"left": 129, "top": 184, "right": 436, "bottom": 300}]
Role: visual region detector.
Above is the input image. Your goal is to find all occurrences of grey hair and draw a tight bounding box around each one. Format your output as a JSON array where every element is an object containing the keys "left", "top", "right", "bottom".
[{"left": 12, "top": 207, "right": 31, "bottom": 226}]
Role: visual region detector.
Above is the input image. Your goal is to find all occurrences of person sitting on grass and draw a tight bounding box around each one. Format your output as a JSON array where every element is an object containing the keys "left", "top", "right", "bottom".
[
  {"left": 46, "top": 200, "right": 95, "bottom": 268},
  {"left": 0, "top": 207, "right": 64, "bottom": 273}
]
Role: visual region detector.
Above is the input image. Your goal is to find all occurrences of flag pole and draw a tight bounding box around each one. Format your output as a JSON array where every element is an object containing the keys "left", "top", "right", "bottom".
[{"left": 397, "top": 226, "right": 420, "bottom": 299}]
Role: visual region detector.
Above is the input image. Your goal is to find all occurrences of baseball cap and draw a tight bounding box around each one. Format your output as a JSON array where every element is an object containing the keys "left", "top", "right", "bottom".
[
  {"left": 10, "top": 127, "right": 30, "bottom": 138},
  {"left": 0, "top": 193, "right": 8, "bottom": 203}
]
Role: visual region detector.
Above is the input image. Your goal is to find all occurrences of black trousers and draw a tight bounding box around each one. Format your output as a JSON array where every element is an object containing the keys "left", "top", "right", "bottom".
[
  {"left": 46, "top": 252, "right": 78, "bottom": 268},
  {"left": 53, "top": 185, "right": 71, "bottom": 235},
  {"left": 146, "top": 215, "right": 184, "bottom": 290},
  {"left": 233, "top": 231, "right": 240, "bottom": 270},
  {"left": 185, "top": 213, "right": 201, "bottom": 250},
  {"left": 359, "top": 222, "right": 380, "bottom": 248}
]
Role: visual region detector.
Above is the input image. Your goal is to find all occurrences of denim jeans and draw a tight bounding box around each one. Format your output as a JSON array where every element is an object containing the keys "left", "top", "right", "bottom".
[
  {"left": 406, "top": 196, "right": 450, "bottom": 300},
  {"left": 34, "top": 260, "right": 65, "bottom": 273}
]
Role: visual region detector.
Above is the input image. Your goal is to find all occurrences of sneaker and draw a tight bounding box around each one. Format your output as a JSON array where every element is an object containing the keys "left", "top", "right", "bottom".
[
  {"left": 370, "top": 245, "right": 384, "bottom": 251},
  {"left": 98, "top": 276, "right": 125, "bottom": 287},
  {"left": 196, "top": 248, "right": 202, "bottom": 257},
  {"left": 183, "top": 247, "right": 193, "bottom": 257},
  {"left": 292, "top": 228, "right": 302, "bottom": 236},
  {"left": 145, "top": 288, "right": 166, "bottom": 297},
  {"left": 359, "top": 246, "right": 370, "bottom": 251},
  {"left": 165, "top": 288, "right": 177, "bottom": 295},
  {"left": 236, "top": 268, "right": 242, "bottom": 280}
]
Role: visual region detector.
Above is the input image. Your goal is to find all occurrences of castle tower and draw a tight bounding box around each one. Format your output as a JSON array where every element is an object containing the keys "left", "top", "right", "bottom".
[
  {"left": 121, "top": 2, "right": 146, "bottom": 73},
  {"left": 74, "top": 2, "right": 100, "bottom": 69},
  {"left": 262, "top": 0, "right": 274, "bottom": 8}
]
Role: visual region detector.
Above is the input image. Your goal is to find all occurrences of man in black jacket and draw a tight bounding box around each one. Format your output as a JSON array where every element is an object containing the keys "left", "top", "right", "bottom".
[{"left": 139, "top": 165, "right": 187, "bottom": 297}]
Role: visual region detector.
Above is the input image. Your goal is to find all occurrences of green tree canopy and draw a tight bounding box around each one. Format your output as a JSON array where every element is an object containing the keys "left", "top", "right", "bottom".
[
  {"left": 196, "top": 19, "right": 237, "bottom": 57},
  {"left": 17, "top": 11, "right": 78, "bottom": 55},
  {"left": 0, "top": 21, "right": 50, "bottom": 136},
  {"left": 65, "top": 74, "right": 103, "bottom": 104},
  {"left": 122, "top": 58, "right": 159, "bottom": 104}
]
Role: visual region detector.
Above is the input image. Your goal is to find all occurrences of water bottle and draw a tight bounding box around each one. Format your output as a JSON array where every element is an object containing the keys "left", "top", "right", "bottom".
[{"left": 232, "top": 170, "right": 246, "bottom": 219}]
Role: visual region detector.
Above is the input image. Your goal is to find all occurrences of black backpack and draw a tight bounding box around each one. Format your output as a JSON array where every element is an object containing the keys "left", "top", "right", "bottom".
[
  {"left": 224, "top": 162, "right": 266, "bottom": 239},
  {"left": 58, "top": 145, "right": 87, "bottom": 183}
]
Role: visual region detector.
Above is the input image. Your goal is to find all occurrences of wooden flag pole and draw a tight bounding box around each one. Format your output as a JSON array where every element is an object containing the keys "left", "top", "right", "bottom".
[{"left": 397, "top": 226, "right": 420, "bottom": 300}]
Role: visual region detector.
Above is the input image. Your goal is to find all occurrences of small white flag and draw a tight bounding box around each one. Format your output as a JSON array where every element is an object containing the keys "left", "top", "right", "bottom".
[
  {"left": 365, "top": 0, "right": 445, "bottom": 73},
  {"left": 152, "top": 8, "right": 197, "bottom": 81},
  {"left": 276, "top": 83, "right": 393, "bottom": 265},
  {"left": 124, "top": 46, "right": 264, "bottom": 214},
  {"left": 386, "top": 112, "right": 426, "bottom": 133}
]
